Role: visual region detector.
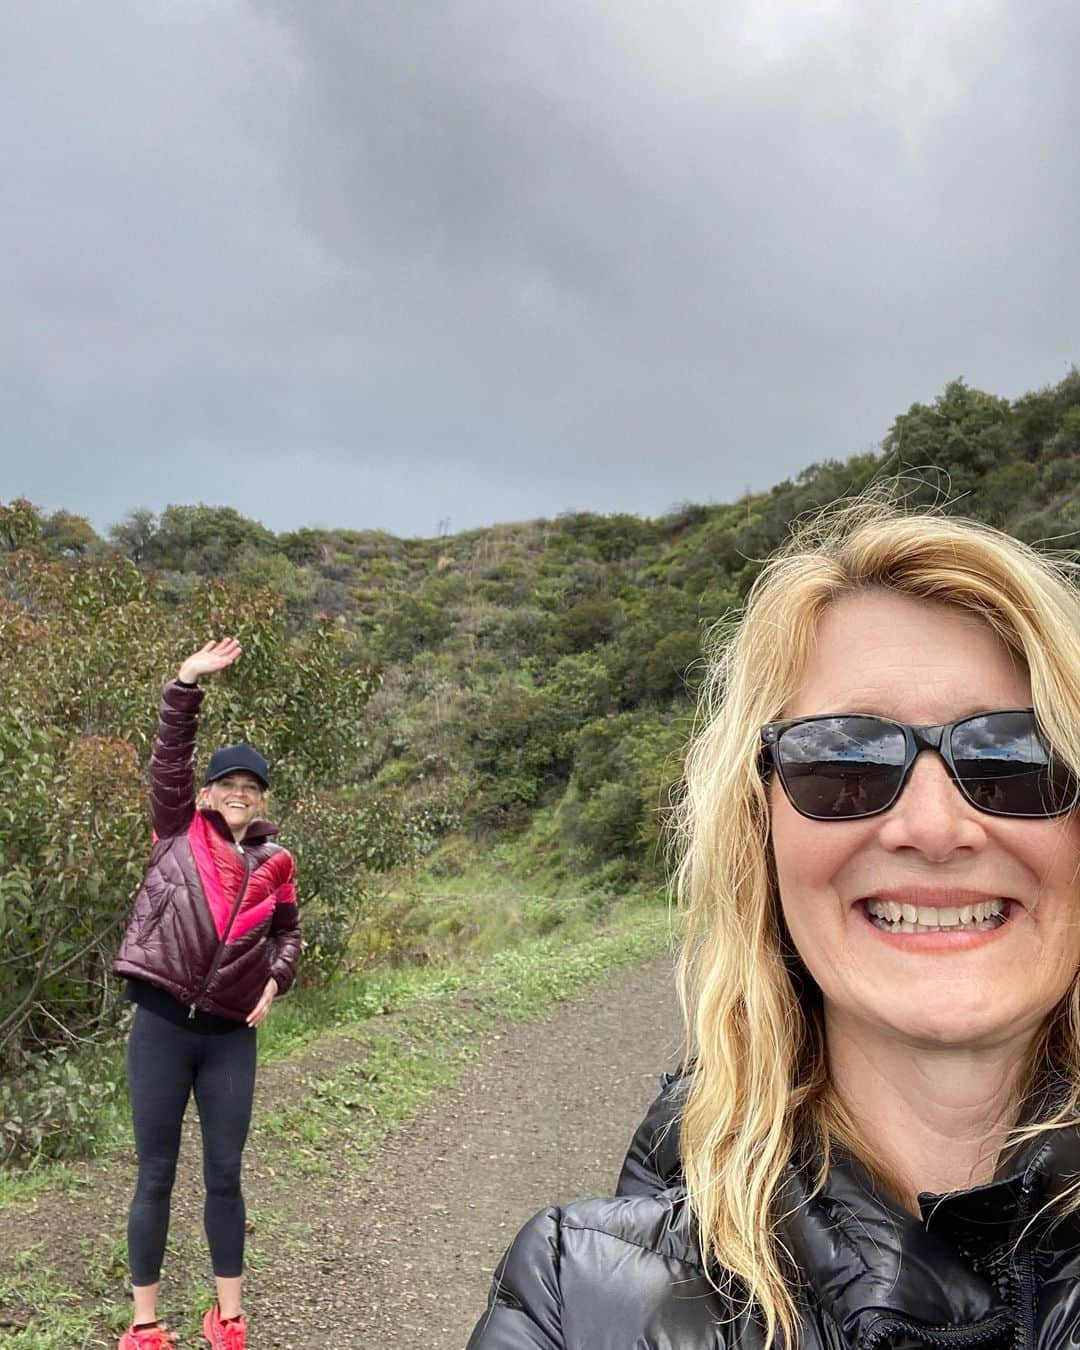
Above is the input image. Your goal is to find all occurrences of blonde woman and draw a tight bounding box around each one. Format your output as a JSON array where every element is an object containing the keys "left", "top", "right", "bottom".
[
  {"left": 467, "top": 501, "right": 1080, "bottom": 1350},
  {"left": 114, "top": 640, "right": 300, "bottom": 1350}
]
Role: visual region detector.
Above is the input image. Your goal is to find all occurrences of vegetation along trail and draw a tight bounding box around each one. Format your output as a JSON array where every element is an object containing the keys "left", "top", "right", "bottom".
[{"left": 0, "top": 940, "right": 679, "bottom": 1348}]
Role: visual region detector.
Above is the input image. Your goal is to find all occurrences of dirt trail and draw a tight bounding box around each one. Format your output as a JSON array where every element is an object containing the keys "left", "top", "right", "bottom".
[
  {"left": 248, "top": 950, "right": 681, "bottom": 1349},
  {"left": 0, "top": 949, "right": 681, "bottom": 1348}
]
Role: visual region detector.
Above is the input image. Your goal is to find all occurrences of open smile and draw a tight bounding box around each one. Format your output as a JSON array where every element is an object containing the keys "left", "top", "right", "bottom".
[
  {"left": 865, "top": 897, "right": 1008, "bottom": 933},
  {"left": 855, "top": 890, "right": 1021, "bottom": 949}
]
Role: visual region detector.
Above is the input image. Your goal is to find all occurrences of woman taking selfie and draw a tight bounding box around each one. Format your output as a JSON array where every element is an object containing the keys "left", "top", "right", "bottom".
[
  {"left": 113, "top": 639, "right": 301, "bottom": 1350},
  {"left": 468, "top": 501, "right": 1080, "bottom": 1349}
]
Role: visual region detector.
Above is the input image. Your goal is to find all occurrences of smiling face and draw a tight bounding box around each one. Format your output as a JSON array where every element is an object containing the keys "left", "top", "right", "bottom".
[
  {"left": 770, "top": 588, "right": 1080, "bottom": 1053},
  {"left": 201, "top": 771, "right": 267, "bottom": 842}
]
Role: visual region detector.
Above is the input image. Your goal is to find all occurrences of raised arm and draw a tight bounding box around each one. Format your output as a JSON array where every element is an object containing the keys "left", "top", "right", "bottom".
[{"left": 149, "top": 639, "right": 242, "bottom": 839}]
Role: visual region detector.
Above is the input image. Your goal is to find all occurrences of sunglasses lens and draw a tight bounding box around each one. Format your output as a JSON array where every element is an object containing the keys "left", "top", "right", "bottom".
[
  {"left": 950, "top": 712, "right": 1077, "bottom": 816},
  {"left": 776, "top": 717, "right": 907, "bottom": 819}
]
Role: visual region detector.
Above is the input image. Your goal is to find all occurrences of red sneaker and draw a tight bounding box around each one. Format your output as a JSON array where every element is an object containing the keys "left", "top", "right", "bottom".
[
  {"left": 118, "top": 1326, "right": 178, "bottom": 1350},
  {"left": 202, "top": 1305, "right": 247, "bottom": 1350}
]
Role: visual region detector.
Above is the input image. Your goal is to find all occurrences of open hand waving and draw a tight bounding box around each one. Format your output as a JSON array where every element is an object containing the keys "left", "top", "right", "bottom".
[{"left": 177, "top": 638, "right": 242, "bottom": 685}]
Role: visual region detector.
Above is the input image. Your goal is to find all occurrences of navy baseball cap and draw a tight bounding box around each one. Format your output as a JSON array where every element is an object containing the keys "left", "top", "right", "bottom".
[{"left": 203, "top": 742, "right": 269, "bottom": 789}]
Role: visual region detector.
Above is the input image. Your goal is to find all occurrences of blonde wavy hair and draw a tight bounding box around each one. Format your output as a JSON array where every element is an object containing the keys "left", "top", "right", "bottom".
[{"left": 674, "top": 494, "right": 1080, "bottom": 1347}]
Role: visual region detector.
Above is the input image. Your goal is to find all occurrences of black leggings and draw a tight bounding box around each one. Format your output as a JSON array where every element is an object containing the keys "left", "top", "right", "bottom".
[{"left": 125, "top": 1005, "right": 257, "bottom": 1285}]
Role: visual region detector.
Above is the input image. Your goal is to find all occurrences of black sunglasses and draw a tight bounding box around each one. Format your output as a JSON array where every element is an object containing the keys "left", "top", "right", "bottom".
[{"left": 760, "top": 709, "right": 1079, "bottom": 821}]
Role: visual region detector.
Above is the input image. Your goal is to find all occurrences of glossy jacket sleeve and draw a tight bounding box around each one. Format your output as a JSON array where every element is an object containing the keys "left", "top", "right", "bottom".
[
  {"left": 149, "top": 679, "right": 204, "bottom": 840},
  {"left": 615, "top": 1070, "right": 685, "bottom": 1197},
  {"left": 268, "top": 851, "right": 301, "bottom": 995},
  {"left": 466, "top": 1207, "right": 563, "bottom": 1350}
]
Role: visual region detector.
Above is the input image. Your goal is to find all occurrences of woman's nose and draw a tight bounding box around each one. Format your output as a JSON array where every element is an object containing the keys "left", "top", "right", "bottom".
[{"left": 875, "top": 749, "right": 987, "bottom": 859}]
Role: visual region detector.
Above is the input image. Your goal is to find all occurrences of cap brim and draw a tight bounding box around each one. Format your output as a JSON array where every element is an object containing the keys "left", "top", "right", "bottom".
[{"left": 203, "top": 767, "right": 269, "bottom": 789}]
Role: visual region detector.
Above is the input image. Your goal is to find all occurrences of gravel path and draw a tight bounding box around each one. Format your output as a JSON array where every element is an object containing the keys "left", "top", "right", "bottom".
[{"left": 248, "top": 948, "right": 681, "bottom": 1349}]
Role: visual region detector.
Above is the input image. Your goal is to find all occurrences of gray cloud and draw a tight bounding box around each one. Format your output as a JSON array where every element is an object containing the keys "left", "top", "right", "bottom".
[{"left": 1, "top": 0, "right": 1077, "bottom": 537}]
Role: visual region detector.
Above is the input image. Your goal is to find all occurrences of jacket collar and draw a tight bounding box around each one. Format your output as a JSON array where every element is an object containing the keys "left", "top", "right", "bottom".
[
  {"left": 199, "top": 808, "right": 279, "bottom": 846},
  {"left": 777, "top": 1121, "right": 1080, "bottom": 1345}
]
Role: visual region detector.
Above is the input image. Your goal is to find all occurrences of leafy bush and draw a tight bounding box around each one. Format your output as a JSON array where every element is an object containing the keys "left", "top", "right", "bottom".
[
  {"left": 1043, "top": 406, "right": 1080, "bottom": 461},
  {"left": 566, "top": 711, "right": 686, "bottom": 867},
  {"left": 0, "top": 1046, "right": 117, "bottom": 1166},
  {"left": 545, "top": 651, "right": 616, "bottom": 727},
  {"left": 884, "top": 379, "right": 1012, "bottom": 486},
  {"left": 575, "top": 781, "right": 644, "bottom": 862},
  {"left": 286, "top": 791, "right": 411, "bottom": 979},
  {"left": 372, "top": 593, "right": 452, "bottom": 661},
  {"left": 557, "top": 596, "right": 622, "bottom": 652},
  {"left": 968, "top": 461, "right": 1039, "bottom": 527},
  {"left": 1040, "top": 454, "right": 1080, "bottom": 495},
  {"left": 405, "top": 791, "right": 464, "bottom": 855},
  {"left": 146, "top": 503, "right": 276, "bottom": 573},
  {"left": 640, "top": 628, "right": 704, "bottom": 701}
]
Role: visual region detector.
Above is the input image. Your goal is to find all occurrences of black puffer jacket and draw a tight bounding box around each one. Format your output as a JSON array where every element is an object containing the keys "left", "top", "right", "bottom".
[{"left": 466, "top": 1074, "right": 1080, "bottom": 1350}]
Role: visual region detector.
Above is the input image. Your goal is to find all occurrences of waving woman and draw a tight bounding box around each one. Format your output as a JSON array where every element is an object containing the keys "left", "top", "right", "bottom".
[{"left": 113, "top": 639, "right": 300, "bottom": 1350}]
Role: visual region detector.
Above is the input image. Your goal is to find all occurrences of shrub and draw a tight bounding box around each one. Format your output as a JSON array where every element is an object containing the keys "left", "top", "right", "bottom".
[
  {"left": 285, "top": 790, "right": 411, "bottom": 979},
  {"left": 557, "top": 596, "right": 622, "bottom": 652},
  {"left": 372, "top": 593, "right": 452, "bottom": 661},
  {"left": 0, "top": 1046, "right": 118, "bottom": 1166},
  {"left": 640, "top": 628, "right": 704, "bottom": 701},
  {"left": 973, "top": 461, "right": 1040, "bottom": 527},
  {"left": 575, "top": 781, "right": 643, "bottom": 862}
]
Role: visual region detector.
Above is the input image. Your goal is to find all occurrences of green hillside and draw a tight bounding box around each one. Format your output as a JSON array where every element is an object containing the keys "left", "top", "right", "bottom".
[{"left": 32, "top": 369, "right": 1080, "bottom": 873}]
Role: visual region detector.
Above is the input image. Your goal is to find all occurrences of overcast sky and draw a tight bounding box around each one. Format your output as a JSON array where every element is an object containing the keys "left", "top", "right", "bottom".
[{"left": 2, "top": 1, "right": 1077, "bottom": 540}]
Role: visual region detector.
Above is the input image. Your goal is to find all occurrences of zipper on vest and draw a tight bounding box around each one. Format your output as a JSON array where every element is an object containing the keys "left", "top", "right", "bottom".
[{"left": 188, "top": 853, "right": 253, "bottom": 1016}]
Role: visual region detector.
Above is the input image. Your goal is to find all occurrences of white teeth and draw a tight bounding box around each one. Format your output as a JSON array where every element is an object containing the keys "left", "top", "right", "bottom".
[{"left": 866, "top": 898, "right": 1006, "bottom": 932}]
